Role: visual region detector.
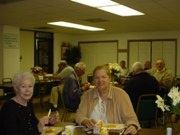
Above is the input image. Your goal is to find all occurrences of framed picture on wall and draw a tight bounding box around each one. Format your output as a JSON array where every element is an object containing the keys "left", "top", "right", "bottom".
[{"left": 61, "top": 42, "right": 70, "bottom": 60}]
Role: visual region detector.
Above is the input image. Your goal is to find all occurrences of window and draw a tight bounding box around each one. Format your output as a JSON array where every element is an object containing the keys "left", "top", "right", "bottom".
[{"left": 128, "top": 39, "right": 177, "bottom": 76}]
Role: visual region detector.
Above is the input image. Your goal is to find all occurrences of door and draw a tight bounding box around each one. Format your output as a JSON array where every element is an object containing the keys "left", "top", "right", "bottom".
[{"left": 34, "top": 32, "right": 53, "bottom": 73}]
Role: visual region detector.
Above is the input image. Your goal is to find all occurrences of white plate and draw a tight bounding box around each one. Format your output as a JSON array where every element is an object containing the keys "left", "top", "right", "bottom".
[
  {"left": 41, "top": 126, "right": 63, "bottom": 135},
  {"left": 102, "top": 123, "right": 125, "bottom": 130}
]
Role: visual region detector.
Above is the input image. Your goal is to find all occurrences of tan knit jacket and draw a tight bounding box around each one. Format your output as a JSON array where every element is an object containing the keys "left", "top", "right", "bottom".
[{"left": 75, "top": 86, "right": 140, "bottom": 129}]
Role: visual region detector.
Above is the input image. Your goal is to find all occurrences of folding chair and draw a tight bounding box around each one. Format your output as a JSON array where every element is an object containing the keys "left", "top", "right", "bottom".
[{"left": 136, "top": 94, "right": 157, "bottom": 128}]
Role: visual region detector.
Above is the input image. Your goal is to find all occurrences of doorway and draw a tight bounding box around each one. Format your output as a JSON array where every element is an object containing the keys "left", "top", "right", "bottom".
[{"left": 34, "top": 32, "right": 53, "bottom": 73}]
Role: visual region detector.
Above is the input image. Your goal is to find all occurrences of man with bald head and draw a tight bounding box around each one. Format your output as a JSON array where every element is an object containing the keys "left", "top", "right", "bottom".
[
  {"left": 124, "top": 62, "right": 160, "bottom": 110},
  {"left": 152, "top": 59, "right": 173, "bottom": 93}
]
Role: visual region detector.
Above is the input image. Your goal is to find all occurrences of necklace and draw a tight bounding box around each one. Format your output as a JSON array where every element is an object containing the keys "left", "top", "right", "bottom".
[{"left": 13, "top": 96, "right": 27, "bottom": 106}]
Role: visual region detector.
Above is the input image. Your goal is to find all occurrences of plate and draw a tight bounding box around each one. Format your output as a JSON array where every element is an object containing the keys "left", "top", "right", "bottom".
[
  {"left": 41, "top": 126, "right": 63, "bottom": 135},
  {"left": 101, "top": 124, "right": 126, "bottom": 135},
  {"left": 103, "top": 123, "right": 125, "bottom": 130}
]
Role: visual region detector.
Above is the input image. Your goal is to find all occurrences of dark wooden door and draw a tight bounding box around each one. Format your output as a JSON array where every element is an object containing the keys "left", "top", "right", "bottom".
[{"left": 34, "top": 32, "right": 53, "bottom": 73}]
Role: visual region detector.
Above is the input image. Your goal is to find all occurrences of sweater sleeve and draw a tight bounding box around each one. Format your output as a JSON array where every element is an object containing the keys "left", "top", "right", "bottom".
[
  {"left": 75, "top": 91, "right": 90, "bottom": 124},
  {"left": 0, "top": 102, "right": 23, "bottom": 135},
  {"left": 117, "top": 90, "right": 141, "bottom": 130}
]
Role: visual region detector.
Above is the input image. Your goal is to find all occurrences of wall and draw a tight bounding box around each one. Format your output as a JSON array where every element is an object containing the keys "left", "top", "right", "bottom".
[
  {"left": 2, "top": 25, "right": 20, "bottom": 78},
  {"left": 20, "top": 31, "right": 74, "bottom": 73},
  {"left": 20, "top": 30, "right": 34, "bottom": 72},
  {"left": 19, "top": 30, "right": 180, "bottom": 76},
  {"left": 53, "top": 33, "right": 75, "bottom": 72},
  {"left": 71, "top": 31, "right": 180, "bottom": 76},
  {"left": 0, "top": 26, "right": 3, "bottom": 81}
]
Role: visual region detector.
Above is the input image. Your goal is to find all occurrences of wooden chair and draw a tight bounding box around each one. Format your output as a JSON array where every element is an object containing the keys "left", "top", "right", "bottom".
[
  {"left": 136, "top": 94, "right": 158, "bottom": 128},
  {"left": 60, "top": 92, "right": 76, "bottom": 122}
]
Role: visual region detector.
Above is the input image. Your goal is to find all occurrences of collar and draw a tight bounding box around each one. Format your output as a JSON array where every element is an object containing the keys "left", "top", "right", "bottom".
[
  {"left": 157, "top": 68, "right": 166, "bottom": 73},
  {"left": 92, "top": 85, "right": 113, "bottom": 100}
]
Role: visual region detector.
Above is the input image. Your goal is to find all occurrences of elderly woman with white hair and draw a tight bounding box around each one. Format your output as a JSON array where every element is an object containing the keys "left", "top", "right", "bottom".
[{"left": 0, "top": 72, "right": 58, "bottom": 135}]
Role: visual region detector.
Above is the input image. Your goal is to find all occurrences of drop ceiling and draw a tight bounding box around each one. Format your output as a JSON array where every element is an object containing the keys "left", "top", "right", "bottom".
[{"left": 0, "top": 0, "right": 180, "bottom": 34}]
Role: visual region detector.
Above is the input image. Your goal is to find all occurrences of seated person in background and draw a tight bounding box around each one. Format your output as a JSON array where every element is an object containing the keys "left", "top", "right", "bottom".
[
  {"left": 119, "top": 60, "right": 129, "bottom": 76},
  {"left": 0, "top": 72, "right": 58, "bottom": 135},
  {"left": 123, "top": 62, "right": 160, "bottom": 110},
  {"left": 76, "top": 65, "right": 140, "bottom": 135},
  {"left": 151, "top": 59, "right": 173, "bottom": 94},
  {"left": 50, "top": 62, "right": 74, "bottom": 110},
  {"left": 55, "top": 60, "right": 67, "bottom": 75},
  {"left": 144, "top": 60, "right": 157, "bottom": 76},
  {"left": 144, "top": 60, "right": 151, "bottom": 70},
  {"left": 31, "top": 66, "right": 45, "bottom": 80},
  {"left": 118, "top": 60, "right": 129, "bottom": 85},
  {"left": 62, "top": 62, "right": 90, "bottom": 112},
  {"left": 53, "top": 60, "right": 74, "bottom": 80}
]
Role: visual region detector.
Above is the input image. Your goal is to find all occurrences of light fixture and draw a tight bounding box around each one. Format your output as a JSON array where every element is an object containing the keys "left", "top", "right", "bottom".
[
  {"left": 71, "top": 0, "right": 117, "bottom": 7},
  {"left": 71, "top": 0, "right": 144, "bottom": 16},
  {"left": 99, "top": 5, "right": 144, "bottom": 16},
  {"left": 48, "top": 21, "right": 105, "bottom": 31}
]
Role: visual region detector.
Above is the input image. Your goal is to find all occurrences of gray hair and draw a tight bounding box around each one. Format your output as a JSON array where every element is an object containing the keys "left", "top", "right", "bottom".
[
  {"left": 12, "top": 71, "right": 35, "bottom": 90},
  {"left": 75, "top": 62, "right": 86, "bottom": 70},
  {"left": 59, "top": 60, "right": 67, "bottom": 64},
  {"left": 132, "top": 62, "right": 144, "bottom": 73}
]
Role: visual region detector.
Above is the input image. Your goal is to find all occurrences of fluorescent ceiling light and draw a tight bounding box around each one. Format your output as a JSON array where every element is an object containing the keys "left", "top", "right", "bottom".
[
  {"left": 48, "top": 21, "right": 105, "bottom": 31},
  {"left": 100, "top": 5, "right": 144, "bottom": 16},
  {"left": 71, "top": 0, "right": 117, "bottom": 7},
  {"left": 71, "top": 0, "right": 144, "bottom": 16}
]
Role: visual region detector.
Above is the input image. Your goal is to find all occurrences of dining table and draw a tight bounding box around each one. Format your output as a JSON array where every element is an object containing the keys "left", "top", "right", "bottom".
[
  {"left": 74, "top": 128, "right": 165, "bottom": 135},
  {"left": 42, "top": 125, "right": 170, "bottom": 135}
]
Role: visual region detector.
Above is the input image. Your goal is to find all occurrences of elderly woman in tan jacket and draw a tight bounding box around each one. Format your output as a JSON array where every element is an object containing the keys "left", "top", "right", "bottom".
[{"left": 76, "top": 65, "right": 140, "bottom": 135}]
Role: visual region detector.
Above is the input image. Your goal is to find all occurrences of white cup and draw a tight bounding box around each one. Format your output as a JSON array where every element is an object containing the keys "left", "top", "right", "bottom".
[
  {"left": 166, "top": 127, "right": 172, "bottom": 135},
  {"left": 65, "top": 125, "right": 75, "bottom": 135}
]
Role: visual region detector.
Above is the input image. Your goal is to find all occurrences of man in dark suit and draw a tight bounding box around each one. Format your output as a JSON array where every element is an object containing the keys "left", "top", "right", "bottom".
[{"left": 124, "top": 62, "right": 160, "bottom": 110}]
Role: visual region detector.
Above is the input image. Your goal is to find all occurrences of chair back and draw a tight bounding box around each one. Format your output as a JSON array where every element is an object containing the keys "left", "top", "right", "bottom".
[{"left": 136, "top": 94, "right": 157, "bottom": 128}]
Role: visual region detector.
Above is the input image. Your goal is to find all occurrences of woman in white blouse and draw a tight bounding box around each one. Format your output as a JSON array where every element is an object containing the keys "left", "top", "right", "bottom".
[{"left": 76, "top": 65, "right": 140, "bottom": 135}]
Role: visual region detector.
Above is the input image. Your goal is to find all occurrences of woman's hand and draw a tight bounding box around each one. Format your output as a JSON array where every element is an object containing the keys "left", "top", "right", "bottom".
[
  {"left": 81, "top": 82, "right": 91, "bottom": 91},
  {"left": 37, "top": 111, "right": 60, "bottom": 133},
  {"left": 48, "top": 111, "right": 59, "bottom": 125},
  {"left": 39, "top": 116, "right": 49, "bottom": 126},
  {"left": 38, "top": 116, "right": 49, "bottom": 132},
  {"left": 123, "top": 125, "right": 138, "bottom": 135},
  {"left": 81, "top": 119, "right": 96, "bottom": 128}
]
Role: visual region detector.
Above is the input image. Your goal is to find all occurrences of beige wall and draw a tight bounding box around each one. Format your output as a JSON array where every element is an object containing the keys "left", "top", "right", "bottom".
[
  {"left": 71, "top": 31, "right": 180, "bottom": 76},
  {"left": 20, "top": 31, "right": 75, "bottom": 73},
  {"left": 20, "top": 30, "right": 34, "bottom": 72},
  {"left": 0, "top": 26, "right": 3, "bottom": 81},
  {"left": 2, "top": 26, "right": 20, "bottom": 78},
  {"left": 53, "top": 33, "right": 75, "bottom": 73},
  {"left": 19, "top": 30, "right": 180, "bottom": 76}
]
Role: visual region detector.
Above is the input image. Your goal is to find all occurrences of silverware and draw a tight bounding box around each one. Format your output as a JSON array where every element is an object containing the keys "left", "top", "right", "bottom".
[{"left": 119, "top": 128, "right": 126, "bottom": 135}]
